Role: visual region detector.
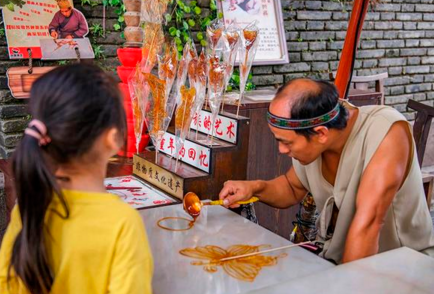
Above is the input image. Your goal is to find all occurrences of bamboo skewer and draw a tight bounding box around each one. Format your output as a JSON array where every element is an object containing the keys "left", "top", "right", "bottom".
[{"left": 215, "top": 241, "right": 313, "bottom": 263}]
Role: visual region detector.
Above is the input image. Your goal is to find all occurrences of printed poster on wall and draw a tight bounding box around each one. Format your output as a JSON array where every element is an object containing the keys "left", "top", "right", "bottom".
[
  {"left": 2, "top": 0, "right": 90, "bottom": 59},
  {"left": 219, "top": 0, "right": 288, "bottom": 65}
]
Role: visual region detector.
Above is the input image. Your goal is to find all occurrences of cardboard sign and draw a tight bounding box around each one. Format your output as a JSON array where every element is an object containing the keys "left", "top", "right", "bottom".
[
  {"left": 2, "top": 0, "right": 90, "bottom": 59},
  {"left": 190, "top": 109, "right": 239, "bottom": 144},
  {"left": 157, "top": 132, "right": 212, "bottom": 173},
  {"left": 40, "top": 38, "right": 94, "bottom": 60}
]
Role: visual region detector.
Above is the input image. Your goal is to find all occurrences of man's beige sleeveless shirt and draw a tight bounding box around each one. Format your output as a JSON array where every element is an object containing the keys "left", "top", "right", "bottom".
[{"left": 293, "top": 104, "right": 434, "bottom": 264}]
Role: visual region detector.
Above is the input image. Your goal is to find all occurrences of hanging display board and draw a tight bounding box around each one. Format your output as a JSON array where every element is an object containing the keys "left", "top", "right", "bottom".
[
  {"left": 218, "top": 0, "right": 288, "bottom": 65},
  {"left": 2, "top": 0, "right": 90, "bottom": 59}
]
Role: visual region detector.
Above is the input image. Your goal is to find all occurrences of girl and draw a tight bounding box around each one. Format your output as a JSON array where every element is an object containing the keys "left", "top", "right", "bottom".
[{"left": 0, "top": 64, "right": 153, "bottom": 294}]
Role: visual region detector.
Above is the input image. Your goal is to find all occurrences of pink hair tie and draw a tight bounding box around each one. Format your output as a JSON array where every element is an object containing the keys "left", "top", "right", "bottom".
[{"left": 24, "top": 119, "right": 51, "bottom": 146}]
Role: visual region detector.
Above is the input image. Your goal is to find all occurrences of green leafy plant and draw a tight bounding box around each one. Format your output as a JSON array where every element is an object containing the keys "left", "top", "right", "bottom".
[
  {"left": 89, "top": 23, "right": 104, "bottom": 37},
  {"left": 167, "top": 0, "right": 220, "bottom": 55},
  {"left": 102, "top": 0, "right": 125, "bottom": 32},
  {"left": 81, "top": 0, "right": 98, "bottom": 7},
  {"left": 227, "top": 69, "right": 255, "bottom": 92},
  {"left": 88, "top": 23, "right": 106, "bottom": 59},
  {"left": 92, "top": 44, "right": 105, "bottom": 59}
]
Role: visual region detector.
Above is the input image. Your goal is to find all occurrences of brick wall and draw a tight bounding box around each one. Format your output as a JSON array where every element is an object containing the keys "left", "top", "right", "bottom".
[
  {"left": 1, "top": 0, "right": 434, "bottom": 157},
  {"left": 252, "top": 0, "right": 434, "bottom": 122}
]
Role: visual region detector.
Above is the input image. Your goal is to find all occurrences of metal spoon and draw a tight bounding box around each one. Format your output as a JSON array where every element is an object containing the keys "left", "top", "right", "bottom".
[{"left": 183, "top": 192, "right": 259, "bottom": 220}]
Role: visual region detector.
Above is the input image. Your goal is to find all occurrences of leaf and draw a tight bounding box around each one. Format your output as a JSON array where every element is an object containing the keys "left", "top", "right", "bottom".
[
  {"left": 218, "top": 12, "right": 223, "bottom": 19},
  {"left": 175, "top": 37, "right": 182, "bottom": 45},
  {"left": 118, "top": 15, "right": 124, "bottom": 22},
  {"left": 233, "top": 75, "right": 240, "bottom": 84},
  {"left": 200, "top": 40, "right": 207, "bottom": 47},
  {"left": 176, "top": 30, "right": 181, "bottom": 38},
  {"left": 6, "top": 3, "right": 14, "bottom": 11},
  {"left": 194, "top": 6, "right": 201, "bottom": 15},
  {"left": 165, "top": 14, "right": 172, "bottom": 23},
  {"left": 113, "top": 23, "right": 121, "bottom": 31},
  {"left": 203, "top": 18, "right": 211, "bottom": 27},
  {"left": 169, "top": 27, "right": 177, "bottom": 36},
  {"left": 183, "top": 21, "right": 189, "bottom": 30},
  {"left": 197, "top": 32, "right": 203, "bottom": 40},
  {"left": 188, "top": 19, "right": 195, "bottom": 27}
]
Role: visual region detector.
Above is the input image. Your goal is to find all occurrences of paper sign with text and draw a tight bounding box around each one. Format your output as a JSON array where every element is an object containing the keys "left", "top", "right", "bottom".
[
  {"left": 157, "top": 132, "right": 212, "bottom": 173},
  {"left": 190, "top": 109, "right": 238, "bottom": 144}
]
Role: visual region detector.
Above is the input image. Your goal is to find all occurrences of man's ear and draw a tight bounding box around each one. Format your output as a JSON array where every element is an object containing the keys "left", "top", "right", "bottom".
[{"left": 312, "top": 126, "right": 329, "bottom": 144}]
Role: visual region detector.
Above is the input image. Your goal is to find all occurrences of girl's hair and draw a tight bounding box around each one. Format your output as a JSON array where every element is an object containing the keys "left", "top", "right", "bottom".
[{"left": 9, "top": 64, "right": 126, "bottom": 294}]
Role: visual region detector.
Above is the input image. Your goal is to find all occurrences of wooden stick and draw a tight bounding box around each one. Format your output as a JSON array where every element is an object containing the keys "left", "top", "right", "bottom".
[
  {"left": 236, "top": 96, "right": 241, "bottom": 117},
  {"left": 217, "top": 241, "right": 313, "bottom": 263}
]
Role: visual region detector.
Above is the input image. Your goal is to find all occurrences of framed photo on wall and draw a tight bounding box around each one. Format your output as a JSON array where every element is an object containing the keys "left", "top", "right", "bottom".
[{"left": 218, "top": 0, "right": 289, "bottom": 65}]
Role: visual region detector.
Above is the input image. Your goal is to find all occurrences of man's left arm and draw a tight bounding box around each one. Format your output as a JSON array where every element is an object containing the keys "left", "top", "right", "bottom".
[
  {"left": 72, "top": 11, "right": 89, "bottom": 38},
  {"left": 342, "top": 121, "right": 412, "bottom": 263}
]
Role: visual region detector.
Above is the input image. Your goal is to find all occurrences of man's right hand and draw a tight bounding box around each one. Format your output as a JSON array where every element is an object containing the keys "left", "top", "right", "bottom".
[
  {"left": 51, "top": 31, "right": 58, "bottom": 39},
  {"left": 219, "top": 180, "right": 256, "bottom": 209}
]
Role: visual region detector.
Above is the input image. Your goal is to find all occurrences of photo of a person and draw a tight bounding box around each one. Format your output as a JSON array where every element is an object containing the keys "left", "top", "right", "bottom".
[
  {"left": 228, "top": 0, "right": 260, "bottom": 15},
  {"left": 49, "top": 0, "right": 89, "bottom": 39}
]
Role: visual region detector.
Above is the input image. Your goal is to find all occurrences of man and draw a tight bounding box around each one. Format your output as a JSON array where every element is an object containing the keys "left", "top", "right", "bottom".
[
  {"left": 219, "top": 78, "right": 434, "bottom": 264},
  {"left": 49, "top": 0, "right": 88, "bottom": 39}
]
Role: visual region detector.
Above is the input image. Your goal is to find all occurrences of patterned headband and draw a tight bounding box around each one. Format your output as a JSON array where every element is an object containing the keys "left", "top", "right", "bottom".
[{"left": 267, "top": 103, "right": 341, "bottom": 130}]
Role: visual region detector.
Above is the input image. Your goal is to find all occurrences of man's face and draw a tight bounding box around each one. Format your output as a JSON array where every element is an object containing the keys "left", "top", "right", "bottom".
[
  {"left": 269, "top": 125, "right": 324, "bottom": 165},
  {"left": 60, "top": 7, "right": 72, "bottom": 17}
]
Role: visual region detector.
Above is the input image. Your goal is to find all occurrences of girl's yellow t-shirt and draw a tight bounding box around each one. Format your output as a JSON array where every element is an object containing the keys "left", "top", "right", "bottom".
[{"left": 0, "top": 190, "right": 153, "bottom": 294}]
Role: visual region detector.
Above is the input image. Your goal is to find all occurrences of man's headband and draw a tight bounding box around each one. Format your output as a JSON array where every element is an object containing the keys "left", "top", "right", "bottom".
[{"left": 267, "top": 103, "right": 341, "bottom": 130}]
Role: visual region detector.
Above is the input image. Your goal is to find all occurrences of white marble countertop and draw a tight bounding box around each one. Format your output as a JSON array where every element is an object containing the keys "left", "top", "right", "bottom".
[
  {"left": 249, "top": 247, "right": 434, "bottom": 294},
  {"left": 139, "top": 204, "right": 333, "bottom": 294}
]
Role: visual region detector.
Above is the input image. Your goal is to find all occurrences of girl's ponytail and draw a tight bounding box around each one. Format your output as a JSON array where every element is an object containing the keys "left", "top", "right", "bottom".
[{"left": 9, "top": 121, "right": 62, "bottom": 294}]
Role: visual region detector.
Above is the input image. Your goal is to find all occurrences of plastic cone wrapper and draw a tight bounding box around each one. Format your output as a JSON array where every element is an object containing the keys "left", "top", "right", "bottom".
[
  {"left": 238, "top": 20, "right": 260, "bottom": 102},
  {"left": 190, "top": 50, "right": 208, "bottom": 123},
  {"left": 141, "top": 22, "right": 165, "bottom": 73},
  {"left": 157, "top": 40, "right": 178, "bottom": 100},
  {"left": 142, "top": 73, "right": 177, "bottom": 153},
  {"left": 174, "top": 86, "right": 196, "bottom": 160},
  {"left": 222, "top": 22, "right": 241, "bottom": 91},
  {"left": 206, "top": 18, "right": 224, "bottom": 52},
  {"left": 175, "top": 42, "right": 194, "bottom": 104},
  {"left": 128, "top": 66, "right": 150, "bottom": 153},
  {"left": 206, "top": 39, "right": 230, "bottom": 138}
]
